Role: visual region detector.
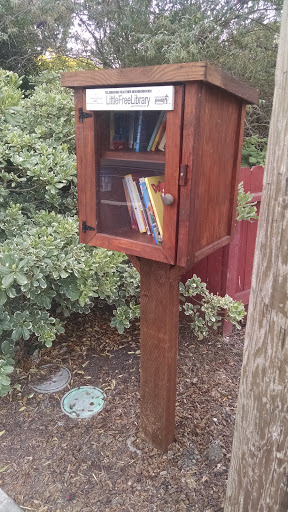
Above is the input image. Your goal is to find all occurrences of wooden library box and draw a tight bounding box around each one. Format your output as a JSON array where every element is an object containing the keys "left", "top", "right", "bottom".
[{"left": 61, "top": 63, "right": 258, "bottom": 269}]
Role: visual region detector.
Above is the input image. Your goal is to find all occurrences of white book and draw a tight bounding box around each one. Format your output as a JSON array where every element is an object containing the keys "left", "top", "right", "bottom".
[
  {"left": 124, "top": 175, "right": 146, "bottom": 233},
  {"left": 158, "top": 131, "right": 166, "bottom": 152}
]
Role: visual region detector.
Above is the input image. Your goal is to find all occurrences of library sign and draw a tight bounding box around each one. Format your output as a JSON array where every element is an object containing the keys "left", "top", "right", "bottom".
[{"left": 86, "top": 86, "right": 175, "bottom": 111}]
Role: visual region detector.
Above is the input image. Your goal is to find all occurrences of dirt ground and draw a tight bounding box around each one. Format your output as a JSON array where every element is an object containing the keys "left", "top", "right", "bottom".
[{"left": 0, "top": 307, "right": 245, "bottom": 512}]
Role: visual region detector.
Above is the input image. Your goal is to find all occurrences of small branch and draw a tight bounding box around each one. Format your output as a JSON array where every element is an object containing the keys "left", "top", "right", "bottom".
[{"left": 7, "top": 185, "right": 40, "bottom": 192}]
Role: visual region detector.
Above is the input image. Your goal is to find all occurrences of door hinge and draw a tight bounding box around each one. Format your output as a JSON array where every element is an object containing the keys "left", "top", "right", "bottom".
[
  {"left": 179, "top": 164, "right": 188, "bottom": 186},
  {"left": 78, "top": 108, "right": 93, "bottom": 123},
  {"left": 82, "top": 221, "right": 95, "bottom": 233}
]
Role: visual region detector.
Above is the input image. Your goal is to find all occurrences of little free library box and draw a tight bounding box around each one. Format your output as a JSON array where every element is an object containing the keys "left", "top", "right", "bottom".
[{"left": 61, "top": 62, "right": 258, "bottom": 451}]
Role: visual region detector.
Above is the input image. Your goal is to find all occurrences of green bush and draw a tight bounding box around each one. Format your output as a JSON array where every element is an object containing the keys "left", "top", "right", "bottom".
[
  {"left": 237, "top": 181, "right": 258, "bottom": 222},
  {"left": 0, "top": 70, "right": 140, "bottom": 396},
  {"left": 241, "top": 135, "right": 267, "bottom": 167},
  {"left": 179, "top": 276, "right": 246, "bottom": 340}
]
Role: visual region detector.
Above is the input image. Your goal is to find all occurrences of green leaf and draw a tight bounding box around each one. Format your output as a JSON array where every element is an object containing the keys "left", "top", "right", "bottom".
[
  {"left": 2, "top": 273, "right": 14, "bottom": 288},
  {"left": 60, "top": 270, "right": 69, "bottom": 278},
  {"left": 0, "top": 375, "right": 10, "bottom": 386},
  {"left": 0, "top": 290, "right": 7, "bottom": 305},
  {"left": 11, "top": 327, "right": 23, "bottom": 341},
  {"left": 6, "top": 287, "right": 16, "bottom": 298},
  {"left": 2, "top": 365, "right": 14, "bottom": 374},
  {"left": 22, "top": 327, "right": 31, "bottom": 340},
  {"left": 1, "top": 340, "right": 15, "bottom": 357},
  {"left": 15, "top": 272, "right": 28, "bottom": 285}
]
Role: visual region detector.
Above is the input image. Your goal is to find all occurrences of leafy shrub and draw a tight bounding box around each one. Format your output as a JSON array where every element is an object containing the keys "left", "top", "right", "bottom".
[
  {"left": 179, "top": 276, "right": 246, "bottom": 340},
  {"left": 237, "top": 181, "right": 258, "bottom": 222},
  {"left": 0, "top": 70, "right": 23, "bottom": 124},
  {"left": 0, "top": 206, "right": 140, "bottom": 396},
  {"left": 241, "top": 135, "right": 267, "bottom": 167},
  {"left": 0, "top": 70, "right": 140, "bottom": 396}
]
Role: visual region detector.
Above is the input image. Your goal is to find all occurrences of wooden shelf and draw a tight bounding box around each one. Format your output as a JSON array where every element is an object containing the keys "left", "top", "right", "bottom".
[{"left": 102, "top": 150, "right": 165, "bottom": 163}]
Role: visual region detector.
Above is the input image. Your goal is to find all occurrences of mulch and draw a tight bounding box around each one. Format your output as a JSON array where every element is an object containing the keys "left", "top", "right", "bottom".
[{"left": 0, "top": 306, "right": 245, "bottom": 512}]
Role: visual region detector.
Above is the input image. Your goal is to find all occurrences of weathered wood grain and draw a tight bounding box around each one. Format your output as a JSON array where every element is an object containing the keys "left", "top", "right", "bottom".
[{"left": 225, "top": 1, "right": 288, "bottom": 509}]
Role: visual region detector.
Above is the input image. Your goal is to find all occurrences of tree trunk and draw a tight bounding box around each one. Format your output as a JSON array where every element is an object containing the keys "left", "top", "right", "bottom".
[{"left": 224, "top": 1, "right": 288, "bottom": 510}]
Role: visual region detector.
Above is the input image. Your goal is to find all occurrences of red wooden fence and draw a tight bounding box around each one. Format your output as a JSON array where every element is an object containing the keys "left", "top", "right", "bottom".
[{"left": 182, "top": 166, "right": 264, "bottom": 335}]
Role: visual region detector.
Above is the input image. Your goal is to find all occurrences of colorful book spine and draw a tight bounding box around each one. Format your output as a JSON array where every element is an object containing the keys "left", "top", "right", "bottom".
[
  {"left": 124, "top": 174, "right": 146, "bottom": 233},
  {"left": 144, "top": 175, "right": 164, "bottom": 239},
  {"left": 147, "top": 111, "right": 165, "bottom": 151},
  {"left": 135, "top": 111, "right": 143, "bottom": 152},
  {"left": 139, "top": 179, "right": 161, "bottom": 244},
  {"left": 134, "top": 181, "right": 151, "bottom": 235}
]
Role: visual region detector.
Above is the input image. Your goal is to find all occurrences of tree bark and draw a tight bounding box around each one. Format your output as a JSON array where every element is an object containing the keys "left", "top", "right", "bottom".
[{"left": 225, "top": 1, "right": 288, "bottom": 510}]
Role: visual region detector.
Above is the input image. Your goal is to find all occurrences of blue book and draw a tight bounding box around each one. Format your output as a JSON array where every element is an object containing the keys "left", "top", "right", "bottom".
[
  {"left": 139, "top": 179, "right": 161, "bottom": 245},
  {"left": 135, "top": 111, "right": 143, "bottom": 152}
]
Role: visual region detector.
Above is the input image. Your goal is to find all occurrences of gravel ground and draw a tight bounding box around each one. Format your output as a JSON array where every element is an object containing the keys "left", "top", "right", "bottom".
[{"left": 0, "top": 307, "right": 245, "bottom": 512}]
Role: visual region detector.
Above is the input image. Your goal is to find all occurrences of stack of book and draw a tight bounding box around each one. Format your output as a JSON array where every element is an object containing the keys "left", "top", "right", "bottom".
[
  {"left": 123, "top": 174, "right": 164, "bottom": 245},
  {"left": 110, "top": 111, "right": 166, "bottom": 153}
]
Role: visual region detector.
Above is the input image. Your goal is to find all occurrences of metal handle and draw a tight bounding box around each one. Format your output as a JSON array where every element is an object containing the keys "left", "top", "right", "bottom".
[{"left": 162, "top": 193, "right": 175, "bottom": 206}]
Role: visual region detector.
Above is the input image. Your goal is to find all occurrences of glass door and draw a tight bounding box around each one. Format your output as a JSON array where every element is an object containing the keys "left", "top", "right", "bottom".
[{"left": 88, "top": 85, "right": 184, "bottom": 264}]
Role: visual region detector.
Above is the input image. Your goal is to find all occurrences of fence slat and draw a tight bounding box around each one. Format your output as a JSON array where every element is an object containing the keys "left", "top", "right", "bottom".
[{"left": 184, "top": 166, "right": 264, "bottom": 335}]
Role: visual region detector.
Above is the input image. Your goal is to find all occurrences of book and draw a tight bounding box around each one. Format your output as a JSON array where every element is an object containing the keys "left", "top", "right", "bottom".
[
  {"left": 135, "top": 111, "right": 162, "bottom": 152},
  {"left": 151, "top": 113, "right": 166, "bottom": 151},
  {"left": 123, "top": 178, "right": 138, "bottom": 230},
  {"left": 139, "top": 179, "right": 161, "bottom": 244},
  {"left": 135, "top": 111, "right": 143, "bottom": 152},
  {"left": 124, "top": 174, "right": 146, "bottom": 233},
  {"left": 147, "top": 111, "right": 166, "bottom": 151},
  {"left": 144, "top": 175, "right": 165, "bottom": 239},
  {"left": 133, "top": 180, "right": 151, "bottom": 235},
  {"left": 158, "top": 131, "right": 166, "bottom": 152},
  {"left": 109, "top": 112, "right": 115, "bottom": 149},
  {"left": 128, "top": 112, "right": 135, "bottom": 149},
  {"left": 112, "top": 112, "right": 130, "bottom": 151}
]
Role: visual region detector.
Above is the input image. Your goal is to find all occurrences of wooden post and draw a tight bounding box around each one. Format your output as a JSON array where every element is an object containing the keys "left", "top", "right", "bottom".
[
  {"left": 225, "top": 1, "right": 288, "bottom": 509},
  {"left": 139, "top": 258, "right": 181, "bottom": 452}
]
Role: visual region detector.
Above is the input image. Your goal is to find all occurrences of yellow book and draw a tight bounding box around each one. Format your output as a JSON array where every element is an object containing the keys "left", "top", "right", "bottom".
[
  {"left": 151, "top": 115, "right": 166, "bottom": 151},
  {"left": 144, "top": 175, "right": 164, "bottom": 238}
]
